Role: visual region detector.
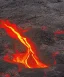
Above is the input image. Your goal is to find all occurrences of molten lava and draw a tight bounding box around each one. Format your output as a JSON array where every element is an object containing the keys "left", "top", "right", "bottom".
[
  {"left": 0, "top": 20, "right": 48, "bottom": 69},
  {"left": 54, "top": 30, "right": 64, "bottom": 35}
]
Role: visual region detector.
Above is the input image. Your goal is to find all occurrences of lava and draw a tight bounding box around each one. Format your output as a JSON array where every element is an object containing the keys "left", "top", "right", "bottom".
[
  {"left": 0, "top": 20, "right": 48, "bottom": 69},
  {"left": 52, "top": 51, "right": 59, "bottom": 65},
  {"left": 5, "top": 74, "right": 10, "bottom": 77},
  {"left": 41, "top": 26, "right": 48, "bottom": 31},
  {"left": 54, "top": 30, "right": 64, "bottom": 35}
]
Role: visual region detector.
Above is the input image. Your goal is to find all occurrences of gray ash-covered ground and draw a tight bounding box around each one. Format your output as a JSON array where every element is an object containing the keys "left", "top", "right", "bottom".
[{"left": 0, "top": 0, "right": 64, "bottom": 77}]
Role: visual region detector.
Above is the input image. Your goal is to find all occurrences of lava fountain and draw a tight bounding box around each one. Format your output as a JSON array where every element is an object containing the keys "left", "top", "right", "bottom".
[{"left": 0, "top": 20, "right": 48, "bottom": 70}]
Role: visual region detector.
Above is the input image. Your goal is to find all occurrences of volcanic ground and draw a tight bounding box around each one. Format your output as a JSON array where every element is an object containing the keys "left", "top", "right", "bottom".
[{"left": 0, "top": 0, "right": 64, "bottom": 77}]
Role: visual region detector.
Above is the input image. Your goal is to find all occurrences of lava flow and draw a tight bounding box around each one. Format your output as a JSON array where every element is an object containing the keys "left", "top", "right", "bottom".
[
  {"left": 0, "top": 20, "right": 48, "bottom": 69},
  {"left": 54, "top": 30, "right": 64, "bottom": 35}
]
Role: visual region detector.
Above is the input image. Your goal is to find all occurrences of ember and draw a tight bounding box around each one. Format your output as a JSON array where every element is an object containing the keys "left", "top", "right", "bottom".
[
  {"left": 0, "top": 20, "right": 48, "bottom": 70},
  {"left": 54, "top": 30, "right": 64, "bottom": 35}
]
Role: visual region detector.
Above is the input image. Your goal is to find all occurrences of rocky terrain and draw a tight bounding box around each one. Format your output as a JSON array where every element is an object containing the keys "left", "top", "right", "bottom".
[{"left": 0, "top": 0, "right": 64, "bottom": 77}]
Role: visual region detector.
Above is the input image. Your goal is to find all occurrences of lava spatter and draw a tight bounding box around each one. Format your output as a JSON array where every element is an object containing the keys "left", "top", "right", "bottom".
[
  {"left": 0, "top": 20, "right": 48, "bottom": 69},
  {"left": 54, "top": 30, "right": 64, "bottom": 35}
]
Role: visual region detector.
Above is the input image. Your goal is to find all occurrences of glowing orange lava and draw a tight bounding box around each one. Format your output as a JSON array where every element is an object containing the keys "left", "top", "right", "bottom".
[{"left": 0, "top": 20, "right": 48, "bottom": 69}]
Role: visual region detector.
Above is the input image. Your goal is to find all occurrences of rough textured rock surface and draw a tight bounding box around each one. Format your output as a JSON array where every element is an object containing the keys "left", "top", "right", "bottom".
[
  {"left": 0, "top": 0, "right": 64, "bottom": 30},
  {"left": 0, "top": 0, "right": 64, "bottom": 77}
]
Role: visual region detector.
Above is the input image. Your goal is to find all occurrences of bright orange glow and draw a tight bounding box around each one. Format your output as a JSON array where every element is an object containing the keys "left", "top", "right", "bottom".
[{"left": 0, "top": 20, "right": 48, "bottom": 69}]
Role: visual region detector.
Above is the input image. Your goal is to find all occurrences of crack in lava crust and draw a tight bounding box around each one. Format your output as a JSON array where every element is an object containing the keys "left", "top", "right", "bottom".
[{"left": 0, "top": 20, "right": 48, "bottom": 69}]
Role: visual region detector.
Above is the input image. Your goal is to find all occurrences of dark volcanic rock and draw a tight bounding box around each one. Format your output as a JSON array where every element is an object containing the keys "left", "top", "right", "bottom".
[
  {"left": 0, "top": 0, "right": 64, "bottom": 77},
  {"left": 0, "top": 0, "right": 64, "bottom": 30},
  {"left": 48, "top": 0, "right": 63, "bottom": 3},
  {"left": 56, "top": 54, "right": 64, "bottom": 64},
  {"left": 0, "top": 44, "right": 4, "bottom": 55},
  {"left": 0, "top": 61, "right": 18, "bottom": 73},
  {"left": 46, "top": 64, "right": 64, "bottom": 77},
  {"left": 55, "top": 34, "right": 64, "bottom": 40},
  {"left": 19, "top": 69, "right": 44, "bottom": 77},
  {"left": 41, "top": 30, "right": 55, "bottom": 45},
  {"left": 25, "top": 28, "right": 55, "bottom": 46}
]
